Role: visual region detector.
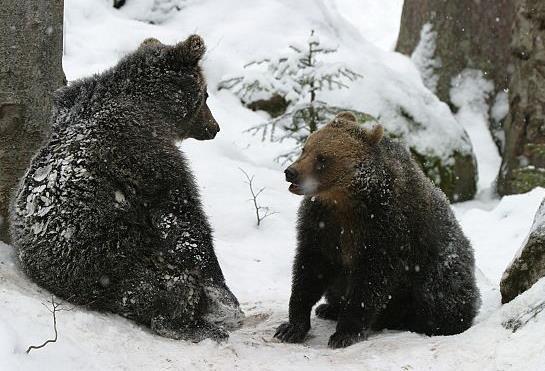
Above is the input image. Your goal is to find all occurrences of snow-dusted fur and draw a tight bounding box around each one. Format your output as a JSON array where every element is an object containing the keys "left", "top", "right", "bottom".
[
  {"left": 9, "top": 35, "right": 242, "bottom": 342},
  {"left": 275, "top": 113, "right": 480, "bottom": 348}
]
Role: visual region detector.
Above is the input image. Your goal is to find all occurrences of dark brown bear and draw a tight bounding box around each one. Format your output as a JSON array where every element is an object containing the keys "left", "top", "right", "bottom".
[
  {"left": 274, "top": 112, "right": 480, "bottom": 348},
  {"left": 10, "top": 35, "right": 242, "bottom": 342}
]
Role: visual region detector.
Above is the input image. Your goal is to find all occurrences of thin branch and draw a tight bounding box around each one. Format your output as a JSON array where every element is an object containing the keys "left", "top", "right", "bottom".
[
  {"left": 26, "top": 296, "right": 72, "bottom": 354},
  {"left": 239, "top": 168, "right": 278, "bottom": 227},
  {"left": 503, "top": 300, "right": 545, "bottom": 332}
]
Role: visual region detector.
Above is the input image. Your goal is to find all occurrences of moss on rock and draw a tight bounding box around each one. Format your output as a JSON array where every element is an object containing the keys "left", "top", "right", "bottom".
[{"left": 351, "top": 110, "right": 476, "bottom": 202}]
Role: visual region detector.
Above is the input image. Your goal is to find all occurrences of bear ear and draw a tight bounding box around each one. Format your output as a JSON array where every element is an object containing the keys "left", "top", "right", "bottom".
[
  {"left": 362, "top": 123, "right": 384, "bottom": 145},
  {"left": 139, "top": 37, "right": 163, "bottom": 49},
  {"left": 335, "top": 111, "right": 357, "bottom": 123},
  {"left": 330, "top": 111, "right": 358, "bottom": 129},
  {"left": 173, "top": 34, "right": 206, "bottom": 66}
]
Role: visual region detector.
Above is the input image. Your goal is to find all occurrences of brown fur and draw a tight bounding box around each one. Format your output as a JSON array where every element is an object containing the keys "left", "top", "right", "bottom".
[
  {"left": 286, "top": 113, "right": 385, "bottom": 268},
  {"left": 286, "top": 112, "right": 383, "bottom": 203},
  {"left": 276, "top": 111, "right": 479, "bottom": 349}
]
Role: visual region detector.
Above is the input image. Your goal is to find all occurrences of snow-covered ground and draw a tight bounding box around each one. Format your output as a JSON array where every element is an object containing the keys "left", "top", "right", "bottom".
[{"left": 2, "top": 0, "right": 545, "bottom": 369}]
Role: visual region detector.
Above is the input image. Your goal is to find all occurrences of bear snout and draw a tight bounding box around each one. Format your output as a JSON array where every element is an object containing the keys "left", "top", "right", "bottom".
[{"left": 284, "top": 166, "right": 299, "bottom": 183}]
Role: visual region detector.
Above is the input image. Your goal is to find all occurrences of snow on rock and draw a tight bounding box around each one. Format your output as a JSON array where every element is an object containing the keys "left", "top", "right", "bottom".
[
  {"left": 453, "top": 187, "right": 545, "bottom": 285},
  {"left": 501, "top": 197, "right": 545, "bottom": 303},
  {"left": 113, "top": 0, "right": 189, "bottom": 24}
]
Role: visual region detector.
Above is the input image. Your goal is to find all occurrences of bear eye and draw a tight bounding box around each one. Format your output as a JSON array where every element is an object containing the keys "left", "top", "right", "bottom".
[{"left": 316, "top": 154, "right": 326, "bottom": 164}]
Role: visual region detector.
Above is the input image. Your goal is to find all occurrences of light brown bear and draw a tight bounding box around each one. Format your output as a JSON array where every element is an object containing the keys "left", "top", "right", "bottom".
[{"left": 275, "top": 112, "right": 479, "bottom": 348}]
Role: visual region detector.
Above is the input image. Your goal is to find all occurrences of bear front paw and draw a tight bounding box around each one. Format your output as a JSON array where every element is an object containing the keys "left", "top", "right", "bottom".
[
  {"left": 328, "top": 330, "right": 368, "bottom": 349},
  {"left": 274, "top": 322, "right": 309, "bottom": 343}
]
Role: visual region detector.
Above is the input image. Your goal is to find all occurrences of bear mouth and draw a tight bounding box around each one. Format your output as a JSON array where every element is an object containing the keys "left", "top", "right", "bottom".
[{"left": 289, "top": 183, "right": 304, "bottom": 195}]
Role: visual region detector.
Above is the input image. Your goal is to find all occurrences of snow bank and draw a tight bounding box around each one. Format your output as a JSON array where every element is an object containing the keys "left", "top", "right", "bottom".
[{"left": 3, "top": 187, "right": 545, "bottom": 370}]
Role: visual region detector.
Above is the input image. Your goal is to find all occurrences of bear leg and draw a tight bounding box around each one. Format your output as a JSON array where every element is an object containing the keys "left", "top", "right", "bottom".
[
  {"left": 407, "top": 282, "right": 478, "bottom": 336},
  {"left": 109, "top": 264, "right": 228, "bottom": 342},
  {"left": 315, "top": 303, "right": 340, "bottom": 320}
]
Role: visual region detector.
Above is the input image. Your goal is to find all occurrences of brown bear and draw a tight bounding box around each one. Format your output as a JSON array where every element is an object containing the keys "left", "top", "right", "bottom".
[
  {"left": 10, "top": 35, "right": 242, "bottom": 342},
  {"left": 274, "top": 112, "right": 480, "bottom": 348}
]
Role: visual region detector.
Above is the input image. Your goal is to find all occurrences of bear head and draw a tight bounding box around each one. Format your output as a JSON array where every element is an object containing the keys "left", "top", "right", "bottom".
[
  {"left": 284, "top": 112, "right": 384, "bottom": 200},
  {"left": 53, "top": 35, "right": 220, "bottom": 141},
  {"left": 128, "top": 35, "right": 220, "bottom": 141}
]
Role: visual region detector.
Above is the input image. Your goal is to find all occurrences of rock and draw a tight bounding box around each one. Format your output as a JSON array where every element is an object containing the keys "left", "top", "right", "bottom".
[
  {"left": 349, "top": 110, "right": 476, "bottom": 202},
  {"left": 246, "top": 94, "right": 289, "bottom": 118},
  {"left": 501, "top": 198, "right": 545, "bottom": 303},
  {"left": 497, "top": 0, "right": 545, "bottom": 195},
  {"left": 113, "top": 0, "right": 126, "bottom": 9},
  {"left": 115, "top": 0, "right": 185, "bottom": 24}
]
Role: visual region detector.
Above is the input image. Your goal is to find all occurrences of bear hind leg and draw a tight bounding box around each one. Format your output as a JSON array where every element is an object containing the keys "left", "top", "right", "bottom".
[{"left": 110, "top": 265, "right": 228, "bottom": 342}]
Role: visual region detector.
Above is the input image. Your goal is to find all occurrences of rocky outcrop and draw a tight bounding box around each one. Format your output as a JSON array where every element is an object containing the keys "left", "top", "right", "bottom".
[
  {"left": 501, "top": 198, "right": 545, "bottom": 303},
  {"left": 344, "top": 109, "right": 476, "bottom": 202}
]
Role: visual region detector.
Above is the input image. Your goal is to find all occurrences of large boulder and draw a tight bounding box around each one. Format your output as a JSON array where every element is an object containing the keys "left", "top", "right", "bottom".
[
  {"left": 349, "top": 110, "right": 476, "bottom": 202},
  {"left": 501, "top": 198, "right": 545, "bottom": 303},
  {"left": 267, "top": 105, "right": 477, "bottom": 202}
]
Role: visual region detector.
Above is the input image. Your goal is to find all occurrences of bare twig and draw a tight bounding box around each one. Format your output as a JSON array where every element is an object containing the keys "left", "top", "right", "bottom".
[
  {"left": 239, "top": 168, "right": 278, "bottom": 227},
  {"left": 503, "top": 300, "right": 545, "bottom": 332},
  {"left": 26, "top": 296, "right": 72, "bottom": 354}
]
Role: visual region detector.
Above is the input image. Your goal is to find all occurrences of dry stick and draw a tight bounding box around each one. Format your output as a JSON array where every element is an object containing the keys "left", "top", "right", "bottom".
[
  {"left": 503, "top": 300, "right": 545, "bottom": 332},
  {"left": 239, "top": 168, "right": 278, "bottom": 227},
  {"left": 26, "top": 296, "right": 71, "bottom": 354}
]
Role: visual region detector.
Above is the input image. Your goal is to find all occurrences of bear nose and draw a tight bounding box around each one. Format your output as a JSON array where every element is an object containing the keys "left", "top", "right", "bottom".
[{"left": 284, "top": 167, "right": 298, "bottom": 183}]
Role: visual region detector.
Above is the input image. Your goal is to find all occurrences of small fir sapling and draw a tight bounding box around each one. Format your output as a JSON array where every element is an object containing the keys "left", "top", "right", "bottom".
[{"left": 219, "top": 30, "right": 362, "bottom": 162}]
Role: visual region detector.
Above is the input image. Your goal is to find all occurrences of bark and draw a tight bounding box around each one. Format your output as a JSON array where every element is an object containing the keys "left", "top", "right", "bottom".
[
  {"left": 0, "top": 1, "right": 66, "bottom": 242},
  {"left": 396, "top": 0, "right": 515, "bottom": 106},
  {"left": 497, "top": 1, "right": 545, "bottom": 195}
]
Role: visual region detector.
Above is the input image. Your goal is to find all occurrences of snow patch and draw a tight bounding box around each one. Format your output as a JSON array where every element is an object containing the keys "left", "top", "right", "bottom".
[
  {"left": 411, "top": 23, "right": 441, "bottom": 93},
  {"left": 450, "top": 69, "right": 501, "bottom": 192}
]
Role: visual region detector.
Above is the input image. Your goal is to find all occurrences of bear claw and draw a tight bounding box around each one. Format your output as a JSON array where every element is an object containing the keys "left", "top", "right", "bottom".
[
  {"left": 328, "top": 331, "right": 368, "bottom": 349},
  {"left": 274, "top": 322, "right": 309, "bottom": 343}
]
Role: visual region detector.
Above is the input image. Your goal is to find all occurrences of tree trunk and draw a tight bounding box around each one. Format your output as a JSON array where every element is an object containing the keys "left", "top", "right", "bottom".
[
  {"left": 0, "top": 1, "right": 65, "bottom": 242},
  {"left": 497, "top": 1, "right": 545, "bottom": 196},
  {"left": 396, "top": 0, "right": 515, "bottom": 104},
  {"left": 396, "top": 0, "right": 515, "bottom": 150}
]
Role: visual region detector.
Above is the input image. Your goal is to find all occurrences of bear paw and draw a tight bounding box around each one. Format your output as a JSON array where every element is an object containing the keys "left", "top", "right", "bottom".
[
  {"left": 328, "top": 330, "right": 368, "bottom": 349},
  {"left": 189, "top": 320, "right": 229, "bottom": 343},
  {"left": 274, "top": 322, "right": 309, "bottom": 343},
  {"left": 315, "top": 304, "right": 340, "bottom": 321}
]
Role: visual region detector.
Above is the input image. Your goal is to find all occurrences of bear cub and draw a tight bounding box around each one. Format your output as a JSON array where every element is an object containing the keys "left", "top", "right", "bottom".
[
  {"left": 10, "top": 35, "right": 242, "bottom": 342},
  {"left": 275, "top": 112, "right": 480, "bottom": 348}
]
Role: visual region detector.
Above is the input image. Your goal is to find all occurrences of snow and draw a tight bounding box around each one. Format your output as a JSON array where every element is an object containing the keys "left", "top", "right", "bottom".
[
  {"left": 2, "top": 0, "right": 545, "bottom": 370},
  {"left": 450, "top": 69, "right": 502, "bottom": 194},
  {"left": 411, "top": 23, "right": 441, "bottom": 93}
]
